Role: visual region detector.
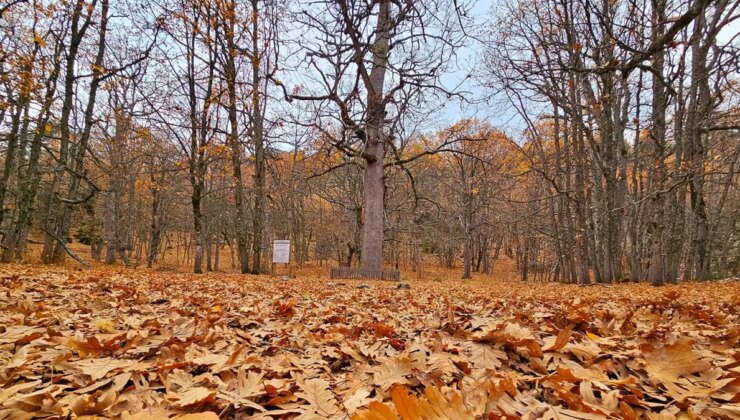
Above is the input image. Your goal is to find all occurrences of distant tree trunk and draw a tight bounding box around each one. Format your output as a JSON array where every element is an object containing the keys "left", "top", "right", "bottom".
[
  {"left": 412, "top": 242, "right": 420, "bottom": 272},
  {"left": 147, "top": 176, "right": 161, "bottom": 268},
  {"left": 411, "top": 217, "right": 421, "bottom": 273},
  {"left": 461, "top": 187, "right": 473, "bottom": 279},
  {"left": 91, "top": 239, "right": 103, "bottom": 262},
  {"left": 521, "top": 242, "right": 529, "bottom": 281},
  {"left": 227, "top": 236, "right": 235, "bottom": 269},
  {"left": 206, "top": 234, "right": 213, "bottom": 272},
  {"left": 346, "top": 243, "right": 355, "bottom": 268},
  {"left": 104, "top": 189, "right": 117, "bottom": 264},
  {"left": 191, "top": 186, "right": 204, "bottom": 274},
  {"left": 462, "top": 236, "right": 472, "bottom": 279},
  {"left": 489, "top": 237, "right": 502, "bottom": 273},
  {"left": 214, "top": 233, "right": 221, "bottom": 271},
  {"left": 444, "top": 247, "right": 454, "bottom": 269}
]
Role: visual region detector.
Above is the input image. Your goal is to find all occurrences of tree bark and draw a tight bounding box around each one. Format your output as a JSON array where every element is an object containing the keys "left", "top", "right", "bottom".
[
  {"left": 46, "top": 0, "right": 109, "bottom": 264},
  {"left": 359, "top": 0, "right": 390, "bottom": 277},
  {"left": 648, "top": 0, "right": 668, "bottom": 286},
  {"left": 250, "top": 0, "right": 266, "bottom": 274}
]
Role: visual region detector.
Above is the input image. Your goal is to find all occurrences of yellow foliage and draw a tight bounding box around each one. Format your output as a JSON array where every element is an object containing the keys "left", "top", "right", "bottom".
[{"left": 93, "top": 319, "right": 116, "bottom": 333}]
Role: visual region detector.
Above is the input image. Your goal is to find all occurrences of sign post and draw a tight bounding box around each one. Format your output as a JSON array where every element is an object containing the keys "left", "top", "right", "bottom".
[{"left": 272, "top": 240, "right": 291, "bottom": 277}]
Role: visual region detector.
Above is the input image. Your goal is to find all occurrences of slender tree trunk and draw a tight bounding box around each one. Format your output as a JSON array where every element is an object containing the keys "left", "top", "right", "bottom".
[
  {"left": 648, "top": 0, "right": 668, "bottom": 286},
  {"left": 250, "top": 0, "right": 266, "bottom": 274},
  {"left": 2, "top": 56, "right": 60, "bottom": 261},
  {"left": 47, "top": 0, "right": 109, "bottom": 263},
  {"left": 192, "top": 188, "right": 204, "bottom": 274},
  {"left": 222, "top": 0, "right": 250, "bottom": 274},
  {"left": 685, "top": 13, "right": 712, "bottom": 280},
  {"left": 0, "top": 45, "right": 35, "bottom": 229},
  {"left": 41, "top": 0, "right": 92, "bottom": 263},
  {"left": 147, "top": 176, "right": 161, "bottom": 268},
  {"left": 206, "top": 226, "right": 213, "bottom": 272}
]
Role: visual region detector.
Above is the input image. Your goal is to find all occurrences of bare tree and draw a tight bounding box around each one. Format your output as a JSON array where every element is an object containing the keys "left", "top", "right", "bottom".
[{"left": 279, "top": 0, "right": 474, "bottom": 276}]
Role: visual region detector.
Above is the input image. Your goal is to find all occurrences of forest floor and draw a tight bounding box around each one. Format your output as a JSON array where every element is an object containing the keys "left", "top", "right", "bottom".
[{"left": 0, "top": 264, "right": 738, "bottom": 419}]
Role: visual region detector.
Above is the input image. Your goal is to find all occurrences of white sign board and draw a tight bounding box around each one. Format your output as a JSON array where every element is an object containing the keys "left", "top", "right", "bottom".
[{"left": 272, "top": 240, "right": 290, "bottom": 263}]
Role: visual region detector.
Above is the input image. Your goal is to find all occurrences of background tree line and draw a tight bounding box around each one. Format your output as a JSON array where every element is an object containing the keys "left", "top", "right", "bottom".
[{"left": 0, "top": 0, "right": 737, "bottom": 283}]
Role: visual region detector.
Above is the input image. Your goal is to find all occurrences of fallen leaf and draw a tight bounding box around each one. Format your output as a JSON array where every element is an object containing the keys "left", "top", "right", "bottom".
[{"left": 296, "top": 378, "right": 340, "bottom": 417}]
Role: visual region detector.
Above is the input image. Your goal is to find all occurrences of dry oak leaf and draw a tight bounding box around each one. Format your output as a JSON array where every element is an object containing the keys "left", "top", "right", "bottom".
[
  {"left": 501, "top": 323, "right": 544, "bottom": 358},
  {"left": 3, "top": 345, "right": 31, "bottom": 369},
  {"left": 58, "top": 335, "right": 124, "bottom": 357},
  {"left": 70, "top": 388, "right": 118, "bottom": 416},
  {"left": 343, "top": 387, "right": 374, "bottom": 413},
  {"left": 427, "top": 353, "right": 459, "bottom": 377},
  {"left": 0, "top": 380, "right": 41, "bottom": 404},
  {"left": 296, "top": 378, "right": 341, "bottom": 417},
  {"left": 643, "top": 337, "right": 711, "bottom": 383},
  {"left": 351, "top": 385, "right": 474, "bottom": 420},
  {"left": 218, "top": 368, "right": 265, "bottom": 411},
  {"left": 459, "top": 376, "right": 517, "bottom": 416},
  {"left": 70, "top": 358, "right": 135, "bottom": 381},
  {"left": 121, "top": 408, "right": 219, "bottom": 419},
  {"left": 478, "top": 323, "right": 543, "bottom": 358},
  {"left": 465, "top": 342, "right": 506, "bottom": 370},
  {"left": 167, "top": 387, "right": 216, "bottom": 409},
  {"left": 703, "top": 404, "right": 740, "bottom": 418},
  {"left": 658, "top": 368, "right": 734, "bottom": 402},
  {"left": 2, "top": 384, "right": 63, "bottom": 413},
  {"left": 0, "top": 326, "right": 44, "bottom": 344},
  {"left": 544, "top": 324, "right": 574, "bottom": 352},
  {"left": 526, "top": 404, "right": 610, "bottom": 420},
  {"left": 0, "top": 409, "right": 34, "bottom": 420},
  {"left": 371, "top": 357, "right": 414, "bottom": 391},
  {"left": 174, "top": 413, "right": 220, "bottom": 420}
]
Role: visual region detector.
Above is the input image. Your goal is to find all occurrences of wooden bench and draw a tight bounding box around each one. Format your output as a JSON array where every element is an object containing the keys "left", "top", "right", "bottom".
[{"left": 329, "top": 266, "right": 400, "bottom": 281}]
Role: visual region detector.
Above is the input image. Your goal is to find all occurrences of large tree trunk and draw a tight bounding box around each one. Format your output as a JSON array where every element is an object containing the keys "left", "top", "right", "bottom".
[
  {"left": 359, "top": 0, "right": 390, "bottom": 277},
  {"left": 361, "top": 136, "right": 385, "bottom": 276}
]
